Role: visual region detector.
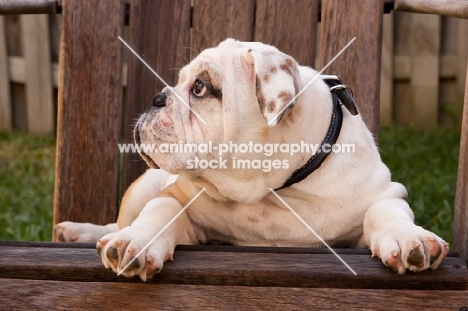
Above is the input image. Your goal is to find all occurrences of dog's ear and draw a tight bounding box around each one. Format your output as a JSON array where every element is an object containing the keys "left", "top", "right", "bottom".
[{"left": 244, "top": 49, "right": 300, "bottom": 126}]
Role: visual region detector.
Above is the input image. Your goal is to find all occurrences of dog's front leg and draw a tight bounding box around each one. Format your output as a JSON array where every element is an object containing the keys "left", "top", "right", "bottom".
[
  {"left": 97, "top": 197, "right": 199, "bottom": 281},
  {"left": 363, "top": 197, "right": 449, "bottom": 274}
]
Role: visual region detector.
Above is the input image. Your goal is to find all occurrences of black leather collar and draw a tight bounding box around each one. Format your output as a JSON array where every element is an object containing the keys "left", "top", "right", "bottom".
[{"left": 275, "top": 76, "right": 358, "bottom": 190}]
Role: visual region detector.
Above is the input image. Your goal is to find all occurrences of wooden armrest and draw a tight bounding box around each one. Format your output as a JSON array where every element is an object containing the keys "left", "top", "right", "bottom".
[{"left": 395, "top": 0, "right": 468, "bottom": 19}]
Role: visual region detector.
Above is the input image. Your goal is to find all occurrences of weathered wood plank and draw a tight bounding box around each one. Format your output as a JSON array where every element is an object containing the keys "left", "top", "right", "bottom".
[
  {"left": 454, "top": 65, "right": 468, "bottom": 262},
  {"left": 458, "top": 19, "right": 468, "bottom": 118},
  {"left": 53, "top": 0, "right": 125, "bottom": 230},
  {"left": 380, "top": 11, "right": 394, "bottom": 127},
  {"left": 121, "top": 0, "right": 191, "bottom": 195},
  {"left": 393, "top": 11, "right": 411, "bottom": 126},
  {"left": 0, "top": 0, "right": 59, "bottom": 15},
  {"left": 192, "top": 0, "right": 255, "bottom": 53},
  {"left": 318, "top": 0, "right": 383, "bottom": 136},
  {"left": 0, "top": 244, "right": 466, "bottom": 290},
  {"left": 1, "top": 280, "right": 467, "bottom": 310},
  {"left": 0, "top": 16, "right": 12, "bottom": 131},
  {"left": 21, "top": 14, "right": 54, "bottom": 135},
  {"left": 254, "top": 0, "right": 318, "bottom": 67},
  {"left": 408, "top": 13, "right": 440, "bottom": 128}
]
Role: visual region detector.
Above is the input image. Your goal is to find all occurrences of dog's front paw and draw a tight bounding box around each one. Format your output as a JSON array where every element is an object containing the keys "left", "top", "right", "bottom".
[
  {"left": 54, "top": 221, "right": 114, "bottom": 242},
  {"left": 370, "top": 223, "right": 449, "bottom": 274},
  {"left": 97, "top": 229, "right": 174, "bottom": 281}
]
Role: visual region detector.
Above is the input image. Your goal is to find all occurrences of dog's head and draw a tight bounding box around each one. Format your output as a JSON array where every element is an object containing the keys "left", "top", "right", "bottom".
[{"left": 135, "top": 39, "right": 304, "bottom": 173}]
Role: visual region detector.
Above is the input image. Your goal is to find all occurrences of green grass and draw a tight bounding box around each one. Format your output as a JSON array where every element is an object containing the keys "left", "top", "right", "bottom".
[
  {"left": 0, "top": 132, "right": 55, "bottom": 241},
  {"left": 379, "top": 127, "right": 460, "bottom": 244},
  {"left": 0, "top": 127, "right": 460, "bottom": 244}
]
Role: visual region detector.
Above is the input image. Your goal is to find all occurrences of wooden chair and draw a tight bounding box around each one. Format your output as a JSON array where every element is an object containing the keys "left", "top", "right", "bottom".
[{"left": 1, "top": 0, "right": 468, "bottom": 308}]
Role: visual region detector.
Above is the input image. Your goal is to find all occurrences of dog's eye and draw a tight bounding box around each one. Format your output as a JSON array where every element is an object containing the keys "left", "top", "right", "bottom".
[{"left": 192, "top": 79, "right": 207, "bottom": 97}]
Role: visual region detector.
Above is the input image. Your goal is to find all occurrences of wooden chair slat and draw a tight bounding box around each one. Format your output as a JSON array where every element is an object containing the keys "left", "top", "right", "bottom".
[
  {"left": 0, "top": 243, "right": 466, "bottom": 290},
  {"left": 21, "top": 14, "right": 54, "bottom": 135},
  {"left": 121, "top": 0, "right": 191, "bottom": 194},
  {"left": 254, "top": 0, "right": 319, "bottom": 67},
  {"left": 2, "top": 280, "right": 468, "bottom": 310},
  {"left": 0, "top": 16, "right": 12, "bottom": 131},
  {"left": 53, "top": 0, "right": 125, "bottom": 228},
  {"left": 318, "top": 0, "right": 383, "bottom": 136},
  {"left": 454, "top": 65, "right": 468, "bottom": 261}
]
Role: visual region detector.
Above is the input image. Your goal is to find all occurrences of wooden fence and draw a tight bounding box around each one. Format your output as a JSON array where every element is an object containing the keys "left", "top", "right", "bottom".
[{"left": 0, "top": 11, "right": 467, "bottom": 134}]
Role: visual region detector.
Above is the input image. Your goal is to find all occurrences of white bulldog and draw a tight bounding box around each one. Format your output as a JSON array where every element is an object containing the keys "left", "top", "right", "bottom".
[{"left": 55, "top": 39, "right": 448, "bottom": 280}]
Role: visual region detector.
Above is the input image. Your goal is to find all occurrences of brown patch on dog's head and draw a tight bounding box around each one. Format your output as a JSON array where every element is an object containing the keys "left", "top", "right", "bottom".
[
  {"left": 266, "top": 100, "right": 276, "bottom": 113},
  {"left": 278, "top": 91, "right": 293, "bottom": 107}
]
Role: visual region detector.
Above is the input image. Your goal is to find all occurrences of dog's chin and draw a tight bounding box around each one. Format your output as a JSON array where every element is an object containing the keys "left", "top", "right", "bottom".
[{"left": 134, "top": 125, "right": 160, "bottom": 169}]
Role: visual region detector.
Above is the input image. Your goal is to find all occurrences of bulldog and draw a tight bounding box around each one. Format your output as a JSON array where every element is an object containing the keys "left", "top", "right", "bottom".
[{"left": 55, "top": 39, "right": 448, "bottom": 280}]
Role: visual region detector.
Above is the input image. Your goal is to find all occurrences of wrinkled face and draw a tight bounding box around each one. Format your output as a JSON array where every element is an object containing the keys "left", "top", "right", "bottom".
[{"left": 134, "top": 39, "right": 300, "bottom": 173}]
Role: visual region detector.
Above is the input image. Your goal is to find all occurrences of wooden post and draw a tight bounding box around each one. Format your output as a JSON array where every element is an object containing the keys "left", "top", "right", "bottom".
[
  {"left": 21, "top": 14, "right": 54, "bottom": 135},
  {"left": 0, "top": 16, "right": 12, "bottom": 131},
  {"left": 121, "top": 0, "right": 191, "bottom": 194},
  {"left": 318, "top": 0, "right": 383, "bottom": 136},
  {"left": 53, "top": 0, "right": 125, "bottom": 232},
  {"left": 408, "top": 13, "right": 440, "bottom": 128},
  {"left": 453, "top": 65, "right": 468, "bottom": 262},
  {"left": 379, "top": 11, "right": 394, "bottom": 127}
]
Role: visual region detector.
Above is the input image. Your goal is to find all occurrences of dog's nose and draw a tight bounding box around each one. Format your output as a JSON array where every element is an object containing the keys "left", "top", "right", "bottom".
[{"left": 151, "top": 92, "right": 166, "bottom": 107}]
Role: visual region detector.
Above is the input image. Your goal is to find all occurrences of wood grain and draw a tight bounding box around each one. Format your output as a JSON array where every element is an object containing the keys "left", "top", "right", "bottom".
[
  {"left": 0, "top": 244, "right": 466, "bottom": 290},
  {"left": 121, "top": 0, "right": 191, "bottom": 195},
  {"left": 394, "top": 0, "right": 468, "bottom": 19},
  {"left": 1, "top": 280, "right": 467, "bottom": 310},
  {"left": 21, "top": 14, "right": 54, "bottom": 135},
  {"left": 379, "top": 11, "right": 394, "bottom": 127},
  {"left": 458, "top": 19, "right": 468, "bottom": 119},
  {"left": 408, "top": 13, "right": 440, "bottom": 128},
  {"left": 254, "top": 0, "right": 319, "bottom": 67},
  {"left": 53, "top": 0, "right": 125, "bottom": 230},
  {"left": 318, "top": 0, "right": 383, "bottom": 136},
  {"left": 454, "top": 65, "right": 468, "bottom": 261},
  {"left": 192, "top": 0, "right": 255, "bottom": 53},
  {"left": 0, "top": 16, "right": 12, "bottom": 131}
]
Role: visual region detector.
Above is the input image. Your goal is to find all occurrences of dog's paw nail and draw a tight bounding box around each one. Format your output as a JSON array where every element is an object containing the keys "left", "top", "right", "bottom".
[
  {"left": 97, "top": 239, "right": 109, "bottom": 247},
  {"left": 127, "top": 247, "right": 135, "bottom": 256},
  {"left": 165, "top": 252, "right": 174, "bottom": 261},
  {"left": 145, "top": 256, "right": 161, "bottom": 277}
]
